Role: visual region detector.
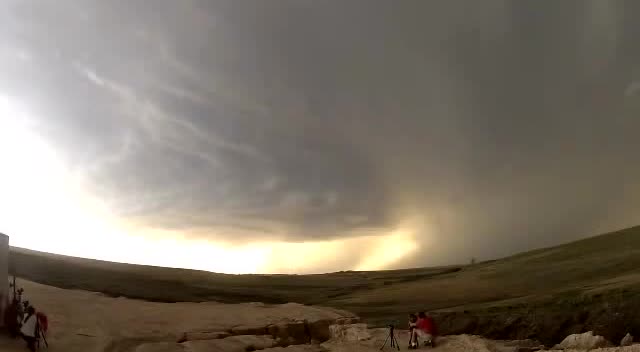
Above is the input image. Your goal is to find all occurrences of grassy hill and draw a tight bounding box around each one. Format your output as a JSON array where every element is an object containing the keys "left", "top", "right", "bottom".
[
  {"left": 10, "top": 225, "right": 640, "bottom": 345},
  {"left": 334, "top": 224, "right": 640, "bottom": 316}
]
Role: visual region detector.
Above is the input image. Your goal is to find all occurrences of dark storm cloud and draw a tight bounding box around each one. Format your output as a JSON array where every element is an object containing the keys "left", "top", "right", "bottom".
[{"left": 2, "top": 0, "right": 640, "bottom": 266}]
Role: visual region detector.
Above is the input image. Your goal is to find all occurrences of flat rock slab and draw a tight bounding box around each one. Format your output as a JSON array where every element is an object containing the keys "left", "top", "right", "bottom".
[
  {"left": 547, "top": 347, "right": 640, "bottom": 352},
  {"left": 553, "top": 331, "right": 613, "bottom": 350},
  {"left": 134, "top": 342, "right": 186, "bottom": 352},
  {"left": 263, "top": 346, "right": 328, "bottom": 352},
  {"left": 179, "top": 331, "right": 231, "bottom": 342},
  {"left": 15, "top": 278, "right": 356, "bottom": 351},
  {"left": 184, "top": 335, "right": 277, "bottom": 352}
]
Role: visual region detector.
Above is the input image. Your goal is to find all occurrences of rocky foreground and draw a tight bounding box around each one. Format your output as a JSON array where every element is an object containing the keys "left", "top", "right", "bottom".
[{"left": 1, "top": 279, "right": 640, "bottom": 352}]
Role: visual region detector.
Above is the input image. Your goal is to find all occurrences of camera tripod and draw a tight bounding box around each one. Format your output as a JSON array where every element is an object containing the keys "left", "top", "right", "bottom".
[
  {"left": 36, "top": 324, "right": 48, "bottom": 349},
  {"left": 379, "top": 324, "right": 400, "bottom": 350}
]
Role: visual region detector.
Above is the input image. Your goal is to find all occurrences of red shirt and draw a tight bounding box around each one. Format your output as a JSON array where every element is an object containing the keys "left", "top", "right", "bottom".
[{"left": 417, "top": 316, "right": 437, "bottom": 335}]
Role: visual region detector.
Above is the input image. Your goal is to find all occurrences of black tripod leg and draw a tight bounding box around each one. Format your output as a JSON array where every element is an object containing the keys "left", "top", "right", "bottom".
[
  {"left": 392, "top": 334, "right": 400, "bottom": 350},
  {"left": 380, "top": 333, "right": 390, "bottom": 350},
  {"left": 38, "top": 327, "right": 48, "bottom": 348}
]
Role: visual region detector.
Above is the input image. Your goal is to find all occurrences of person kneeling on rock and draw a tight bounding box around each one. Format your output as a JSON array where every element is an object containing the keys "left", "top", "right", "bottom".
[{"left": 414, "top": 312, "right": 437, "bottom": 348}]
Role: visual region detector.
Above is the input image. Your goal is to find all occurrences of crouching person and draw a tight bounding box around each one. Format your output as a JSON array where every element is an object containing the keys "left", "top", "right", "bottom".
[
  {"left": 416, "top": 312, "right": 438, "bottom": 348},
  {"left": 21, "top": 306, "right": 37, "bottom": 352}
]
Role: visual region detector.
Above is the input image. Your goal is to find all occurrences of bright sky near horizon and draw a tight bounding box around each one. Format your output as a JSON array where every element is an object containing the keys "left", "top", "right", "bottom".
[
  {"left": 2, "top": 1, "right": 640, "bottom": 274},
  {"left": 0, "top": 95, "right": 418, "bottom": 273},
  {"left": 0, "top": 95, "right": 419, "bottom": 273}
]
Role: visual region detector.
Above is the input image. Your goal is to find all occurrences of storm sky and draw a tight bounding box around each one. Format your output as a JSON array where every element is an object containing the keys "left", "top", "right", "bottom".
[{"left": 1, "top": 1, "right": 640, "bottom": 273}]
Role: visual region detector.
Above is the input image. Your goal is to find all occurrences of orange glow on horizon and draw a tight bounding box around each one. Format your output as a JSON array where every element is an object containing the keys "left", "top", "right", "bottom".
[{"left": 0, "top": 95, "right": 420, "bottom": 274}]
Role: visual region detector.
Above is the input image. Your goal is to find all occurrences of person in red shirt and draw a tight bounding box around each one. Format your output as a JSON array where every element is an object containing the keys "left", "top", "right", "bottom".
[{"left": 415, "top": 311, "right": 437, "bottom": 347}]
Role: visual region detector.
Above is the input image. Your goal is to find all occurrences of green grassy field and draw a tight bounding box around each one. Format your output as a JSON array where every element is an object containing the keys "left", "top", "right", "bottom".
[{"left": 10, "top": 225, "right": 640, "bottom": 344}]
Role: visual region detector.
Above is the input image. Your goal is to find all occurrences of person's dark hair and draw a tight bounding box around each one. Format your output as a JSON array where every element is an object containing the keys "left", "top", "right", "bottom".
[
  {"left": 409, "top": 314, "right": 417, "bottom": 323},
  {"left": 27, "top": 306, "right": 35, "bottom": 315},
  {"left": 418, "top": 312, "right": 426, "bottom": 319}
]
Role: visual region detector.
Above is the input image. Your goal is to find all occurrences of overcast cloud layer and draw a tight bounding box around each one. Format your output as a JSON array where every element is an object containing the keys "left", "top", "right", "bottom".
[{"left": 2, "top": 1, "right": 640, "bottom": 270}]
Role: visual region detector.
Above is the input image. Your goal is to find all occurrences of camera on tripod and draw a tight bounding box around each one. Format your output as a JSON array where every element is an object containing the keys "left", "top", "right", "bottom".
[
  {"left": 380, "top": 321, "right": 400, "bottom": 350},
  {"left": 386, "top": 320, "right": 399, "bottom": 327}
]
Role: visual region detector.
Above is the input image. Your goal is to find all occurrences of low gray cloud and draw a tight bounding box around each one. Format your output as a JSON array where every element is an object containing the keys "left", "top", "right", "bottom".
[{"left": 2, "top": 0, "right": 640, "bottom": 269}]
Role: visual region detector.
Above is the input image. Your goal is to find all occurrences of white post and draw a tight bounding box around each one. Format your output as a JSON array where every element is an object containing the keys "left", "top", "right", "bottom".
[{"left": 0, "top": 233, "right": 8, "bottom": 327}]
